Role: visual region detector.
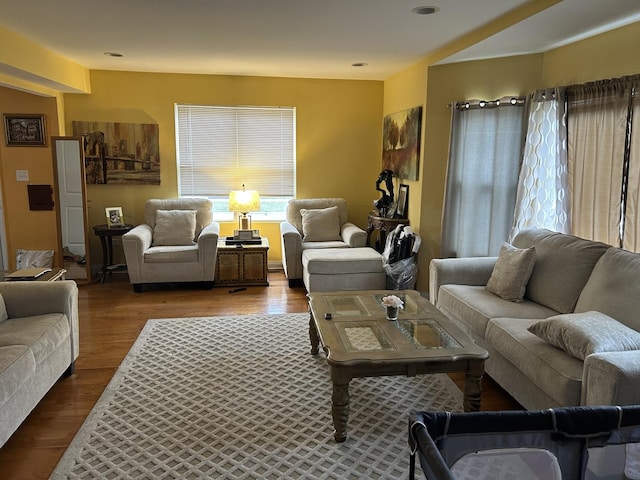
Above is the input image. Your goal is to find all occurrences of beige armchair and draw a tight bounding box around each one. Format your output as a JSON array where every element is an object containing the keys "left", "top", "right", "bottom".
[
  {"left": 122, "top": 198, "right": 220, "bottom": 292},
  {"left": 280, "top": 198, "right": 367, "bottom": 287}
]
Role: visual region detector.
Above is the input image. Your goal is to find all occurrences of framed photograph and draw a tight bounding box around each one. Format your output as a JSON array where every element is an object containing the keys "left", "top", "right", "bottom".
[
  {"left": 105, "top": 207, "right": 124, "bottom": 227},
  {"left": 4, "top": 114, "right": 47, "bottom": 146},
  {"left": 397, "top": 184, "right": 409, "bottom": 218}
]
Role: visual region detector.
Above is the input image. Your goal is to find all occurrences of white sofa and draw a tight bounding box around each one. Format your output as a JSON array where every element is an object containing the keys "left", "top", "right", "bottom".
[
  {"left": 0, "top": 280, "right": 79, "bottom": 447},
  {"left": 430, "top": 228, "right": 640, "bottom": 410},
  {"left": 123, "top": 198, "right": 220, "bottom": 292},
  {"left": 280, "top": 198, "right": 367, "bottom": 287}
]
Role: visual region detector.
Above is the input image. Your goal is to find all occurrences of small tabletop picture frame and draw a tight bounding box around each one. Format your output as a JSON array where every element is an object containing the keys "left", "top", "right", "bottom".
[
  {"left": 106, "top": 207, "right": 124, "bottom": 228},
  {"left": 3, "top": 114, "right": 47, "bottom": 146}
]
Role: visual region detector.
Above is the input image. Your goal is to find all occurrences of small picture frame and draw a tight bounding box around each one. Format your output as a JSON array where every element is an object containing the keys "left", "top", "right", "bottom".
[
  {"left": 4, "top": 114, "right": 47, "bottom": 146},
  {"left": 105, "top": 207, "right": 124, "bottom": 227},
  {"left": 397, "top": 184, "right": 409, "bottom": 218}
]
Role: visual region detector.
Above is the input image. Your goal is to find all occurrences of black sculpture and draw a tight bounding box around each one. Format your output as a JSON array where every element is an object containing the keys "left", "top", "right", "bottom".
[{"left": 374, "top": 169, "right": 394, "bottom": 213}]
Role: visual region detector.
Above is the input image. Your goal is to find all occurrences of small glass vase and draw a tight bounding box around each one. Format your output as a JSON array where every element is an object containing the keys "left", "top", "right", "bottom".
[{"left": 386, "top": 306, "right": 399, "bottom": 321}]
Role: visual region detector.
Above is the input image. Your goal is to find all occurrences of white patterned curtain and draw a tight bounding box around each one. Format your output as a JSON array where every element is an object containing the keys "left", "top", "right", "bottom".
[
  {"left": 567, "top": 80, "right": 631, "bottom": 247},
  {"left": 441, "top": 98, "right": 525, "bottom": 257},
  {"left": 511, "top": 88, "right": 569, "bottom": 240}
]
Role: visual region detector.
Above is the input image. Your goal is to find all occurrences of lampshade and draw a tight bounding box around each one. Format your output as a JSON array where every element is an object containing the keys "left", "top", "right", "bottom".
[{"left": 228, "top": 189, "right": 260, "bottom": 214}]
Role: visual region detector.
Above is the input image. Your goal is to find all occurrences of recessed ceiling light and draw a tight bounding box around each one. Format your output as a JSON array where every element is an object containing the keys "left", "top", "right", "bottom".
[
  {"left": 411, "top": 6, "right": 439, "bottom": 15},
  {"left": 352, "top": 62, "right": 368, "bottom": 67},
  {"left": 104, "top": 52, "right": 124, "bottom": 57}
]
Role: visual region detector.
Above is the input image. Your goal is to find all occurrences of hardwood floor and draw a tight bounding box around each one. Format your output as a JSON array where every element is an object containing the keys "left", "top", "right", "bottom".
[{"left": 0, "top": 271, "right": 521, "bottom": 479}]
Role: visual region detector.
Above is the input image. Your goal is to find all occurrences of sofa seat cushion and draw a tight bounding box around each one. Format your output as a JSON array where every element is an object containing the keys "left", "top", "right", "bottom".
[
  {"left": 144, "top": 245, "right": 199, "bottom": 263},
  {"left": 0, "top": 313, "right": 69, "bottom": 364},
  {"left": 302, "top": 247, "right": 383, "bottom": 275},
  {"left": 486, "top": 317, "right": 583, "bottom": 406},
  {"left": 437, "top": 285, "right": 559, "bottom": 340},
  {"left": 301, "top": 241, "right": 349, "bottom": 250},
  {"left": 512, "top": 228, "right": 610, "bottom": 314},
  {"left": 575, "top": 247, "right": 640, "bottom": 332},
  {"left": 0, "top": 345, "right": 35, "bottom": 408}
]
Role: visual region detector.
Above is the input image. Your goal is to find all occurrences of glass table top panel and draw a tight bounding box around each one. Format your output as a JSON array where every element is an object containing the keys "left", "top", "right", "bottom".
[
  {"left": 335, "top": 322, "right": 396, "bottom": 352},
  {"left": 322, "top": 293, "right": 430, "bottom": 318},
  {"left": 396, "top": 319, "right": 462, "bottom": 349},
  {"left": 323, "top": 296, "right": 370, "bottom": 316}
]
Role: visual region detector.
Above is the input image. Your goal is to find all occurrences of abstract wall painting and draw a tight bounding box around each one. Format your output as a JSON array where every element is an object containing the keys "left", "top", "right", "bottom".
[{"left": 381, "top": 106, "right": 422, "bottom": 181}]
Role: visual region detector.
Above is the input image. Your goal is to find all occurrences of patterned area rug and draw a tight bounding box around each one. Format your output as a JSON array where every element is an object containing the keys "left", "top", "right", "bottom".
[{"left": 51, "top": 314, "right": 462, "bottom": 479}]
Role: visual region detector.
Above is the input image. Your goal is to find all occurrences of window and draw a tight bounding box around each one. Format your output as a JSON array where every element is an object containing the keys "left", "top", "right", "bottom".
[
  {"left": 513, "top": 75, "right": 640, "bottom": 252},
  {"left": 441, "top": 98, "right": 525, "bottom": 257},
  {"left": 175, "top": 104, "right": 296, "bottom": 221}
]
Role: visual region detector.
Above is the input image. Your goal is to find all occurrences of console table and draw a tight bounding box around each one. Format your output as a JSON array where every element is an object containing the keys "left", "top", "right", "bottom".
[
  {"left": 93, "top": 224, "right": 134, "bottom": 284},
  {"left": 366, "top": 212, "right": 409, "bottom": 252}
]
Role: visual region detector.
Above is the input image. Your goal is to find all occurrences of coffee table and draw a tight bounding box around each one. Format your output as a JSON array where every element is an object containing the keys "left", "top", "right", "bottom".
[{"left": 307, "top": 290, "right": 488, "bottom": 442}]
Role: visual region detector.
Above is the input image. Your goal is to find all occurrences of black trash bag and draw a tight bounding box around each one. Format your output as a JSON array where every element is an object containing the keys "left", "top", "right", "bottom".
[{"left": 382, "top": 225, "right": 420, "bottom": 290}]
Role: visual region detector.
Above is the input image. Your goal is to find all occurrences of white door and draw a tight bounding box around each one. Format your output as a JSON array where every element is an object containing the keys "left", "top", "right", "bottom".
[{"left": 55, "top": 138, "right": 87, "bottom": 279}]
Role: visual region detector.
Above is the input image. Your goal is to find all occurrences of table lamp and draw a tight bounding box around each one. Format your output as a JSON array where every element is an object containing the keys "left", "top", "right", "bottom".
[{"left": 228, "top": 185, "right": 260, "bottom": 232}]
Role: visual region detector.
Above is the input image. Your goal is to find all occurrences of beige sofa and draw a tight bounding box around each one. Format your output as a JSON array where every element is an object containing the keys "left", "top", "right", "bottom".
[
  {"left": 123, "top": 198, "right": 220, "bottom": 292},
  {"left": 430, "top": 228, "right": 640, "bottom": 411},
  {"left": 280, "top": 198, "right": 367, "bottom": 287},
  {"left": 0, "top": 280, "right": 79, "bottom": 447}
]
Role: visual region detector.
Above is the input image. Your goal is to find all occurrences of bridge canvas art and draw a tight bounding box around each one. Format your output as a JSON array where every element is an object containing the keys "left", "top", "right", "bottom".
[{"left": 72, "top": 121, "right": 160, "bottom": 185}]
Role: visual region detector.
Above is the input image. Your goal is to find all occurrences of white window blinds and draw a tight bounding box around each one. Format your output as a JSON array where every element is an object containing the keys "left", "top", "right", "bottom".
[{"left": 176, "top": 104, "right": 295, "bottom": 198}]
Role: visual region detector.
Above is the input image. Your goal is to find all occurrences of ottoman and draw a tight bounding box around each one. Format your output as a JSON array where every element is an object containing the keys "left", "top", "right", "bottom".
[{"left": 302, "top": 247, "right": 386, "bottom": 292}]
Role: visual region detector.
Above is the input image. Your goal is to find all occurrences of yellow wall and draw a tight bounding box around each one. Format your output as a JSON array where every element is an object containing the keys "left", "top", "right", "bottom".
[
  {"left": 63, "top": 70, "right": 384, "bottom": 265},
  {"left": 3, "top": 17, "right": 640, "bottom": 284},
  {"left": 0, "top": 86, "right": 60, "bottom": 269},
  {"left": 542, "top": 21, "right": 640, "bottom": 86},
  {"left": 0, "top": 25, "right": 90, "bottom": 96},
  {"left": 383, "top": 20, "right": 640, "bottom": 294},
  {"left": 386, "top": 54, "right": 544, "bottom": 292}
]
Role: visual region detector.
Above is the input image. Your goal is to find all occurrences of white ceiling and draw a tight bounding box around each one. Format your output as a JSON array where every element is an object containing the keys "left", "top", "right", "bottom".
[{"left": 1, "top": 0, "right": 640, "bottom": 85}]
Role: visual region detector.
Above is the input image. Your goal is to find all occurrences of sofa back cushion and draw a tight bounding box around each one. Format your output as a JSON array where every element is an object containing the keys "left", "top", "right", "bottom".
[
  {"left": 575, "top": 247, "right": 640, "bottom": 331},
  {"left": 512, "top": 228, "right": 610, "bottom": 313},
  {"left": 286, "top": 198, "right": 348, "bottom": 235},
  {"left": 144, "top": 198, "right": 212, "bottom": 238}
]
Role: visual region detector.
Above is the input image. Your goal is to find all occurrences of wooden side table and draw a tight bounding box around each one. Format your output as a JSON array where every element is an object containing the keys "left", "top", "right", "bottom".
[
  {"left": 366, "top": 212, "right": 409, "bottom": 252},
  {"left": 93, "top": 224, "right": 134, "bottom": 283},
  {"left": 216, "top": 238, "right": 269, "bottom": 287}
]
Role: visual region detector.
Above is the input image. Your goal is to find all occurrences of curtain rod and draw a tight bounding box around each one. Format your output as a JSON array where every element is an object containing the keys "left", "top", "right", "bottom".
[{"left": 449, "top": 96, "right": 525, "bottom": 110}]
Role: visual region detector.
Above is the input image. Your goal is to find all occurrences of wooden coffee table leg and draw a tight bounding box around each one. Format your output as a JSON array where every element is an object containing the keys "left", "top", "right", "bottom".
[
  {"left": 309, "top": 314, "right": 320, "bottom": 355},
  {"left": 463, "top": 359, "right": 485, "bottom": 412},
  {"left": 332, "top": 379, "right": 350, "bottom": 442}
]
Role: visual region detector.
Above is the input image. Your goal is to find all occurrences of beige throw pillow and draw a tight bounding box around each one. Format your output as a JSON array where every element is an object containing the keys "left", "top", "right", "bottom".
[
  {"left": 528, "top": 311, "right": 640, "bottom": 360},
  {"left": 300, "top": 206, "right": 341, "bottom": 242},
  {"left": 152, "top": 210, "right": 197, "bottom": 246},
  {"left": 486, "top": 242, "right": 536, "bottom": 302}
]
